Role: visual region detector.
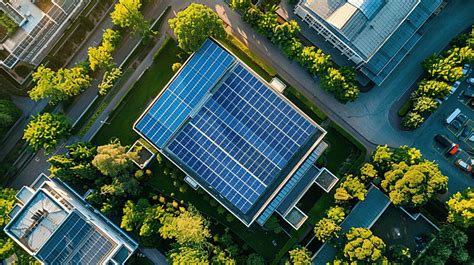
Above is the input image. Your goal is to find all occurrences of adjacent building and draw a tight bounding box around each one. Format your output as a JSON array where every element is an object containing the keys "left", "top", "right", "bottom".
[
  {"left": 134, "top": 38, "right": 338, "bottom": 230},
  {"left": 312, "top": 185, "right": 439, "bottom": 264},
  {"left": 294, "top": 0, "right": 443, "bottom": 85},
  {"left": 4, "top": 174, "right": 138, "bottom": 264},
  {"left": 0, "top": 0, "right": 87, "bottom": 69}
]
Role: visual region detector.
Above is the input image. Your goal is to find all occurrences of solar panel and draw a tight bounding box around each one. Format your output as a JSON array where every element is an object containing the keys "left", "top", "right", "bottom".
[
  {"left": 37, "top": 211, "right": 115, "bottom": 264},
  {"left": 166, "top": 64, "right": 317, "bottom": 214},
  {"left": 135, "top": 40, "right": 235, "bottom": 148},
  {"left": 136, "top": 39, "right": 320, "bottom": 217}
]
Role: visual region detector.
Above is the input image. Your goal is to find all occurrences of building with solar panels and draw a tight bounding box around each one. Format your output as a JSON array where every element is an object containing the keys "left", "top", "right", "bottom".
[
  {"left": 134, "top": 39, "right": 339, "bottom": 229},
  {"left": 0, "top": 0, "right": 87, "bottom": 69},
  {"left": 294, "top": 0, "right": 442, "bottom": 85},
  {"left": 4, "top": 174, "right": 138, "bottom": 264}
]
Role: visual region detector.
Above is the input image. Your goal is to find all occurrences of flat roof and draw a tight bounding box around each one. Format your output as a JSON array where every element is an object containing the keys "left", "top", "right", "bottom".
[
  {"left": 6, "top": 190, "right": 68, "bottom": 252},
  {"left": 135, "top": 39, "right": 325, "bottom": 225}
]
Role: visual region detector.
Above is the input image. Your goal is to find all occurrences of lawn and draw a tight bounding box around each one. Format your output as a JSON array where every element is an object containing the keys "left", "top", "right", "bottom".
[{"left": 93, "top": 38, "right": 180, "bottom": 146}]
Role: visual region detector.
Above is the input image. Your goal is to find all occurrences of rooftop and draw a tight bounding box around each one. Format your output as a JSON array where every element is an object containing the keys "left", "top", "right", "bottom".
[
  {"left": 4, "top": 175, "right": 138, "bottom": 264},
  {"left": 135, "top": 39, "right": 326, "bottom": 226}
]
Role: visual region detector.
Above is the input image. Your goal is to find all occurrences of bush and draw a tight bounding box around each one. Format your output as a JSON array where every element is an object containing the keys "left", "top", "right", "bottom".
[
  {"left": 171, "top": 62, "right": 182, "bottom": 72},
  {"left": 402, "top": 112, "right": 424, "bottom": 129},
  {"left": 397, "top": 100, "right": 412, "bottom": 117}
]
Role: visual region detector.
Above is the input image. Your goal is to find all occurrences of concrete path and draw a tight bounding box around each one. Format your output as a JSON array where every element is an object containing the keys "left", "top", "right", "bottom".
[{"left": 140, "top": 248, "right": 168, "bottom": 265}]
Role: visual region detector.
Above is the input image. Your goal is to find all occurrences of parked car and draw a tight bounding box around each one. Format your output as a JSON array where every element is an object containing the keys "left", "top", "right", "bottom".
[
  {"left": 445, "top": 108, "right": 461, "bottom": 124},
  {"left": 465, "top": 86, "right": 474, "bottom": 98},
  {"left": 460, "top": 126, "right": 472, "bottom": 138},
  {"left": 450, "top": 81, "right": 461, "bottom": 94},
  {"left": 451, "top": 120, "right": 463, "bottom": 131},
  {"left": 434, "top": 134, "right": 459, "bottom": 155},
  {"left": 455, "top": 159, "right": 472, "bottom": 173},
  {"left": 462, "top": 64, "right": 470, "bottom": 75},
  {"left": 467, "top": 77, "right": 474, "bottom": 85},
  {"left": 455, "top": 113, "right": 468, "bottom": 125}
]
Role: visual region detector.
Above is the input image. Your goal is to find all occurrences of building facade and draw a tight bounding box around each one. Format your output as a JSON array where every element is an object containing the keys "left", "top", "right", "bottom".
[
  {"left": 294, "top": 0, "right": 443, "bottom": 85},
  {"left": 4, "top": 174, "right": 138, "bottom": 264}
]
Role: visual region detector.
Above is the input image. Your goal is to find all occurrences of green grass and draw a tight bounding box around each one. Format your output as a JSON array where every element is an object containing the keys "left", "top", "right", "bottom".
[
  {"left": 398, "top": 99, "right": 412, "bottom": 117},
  {"left": 284, "top": 86, "right": 327, "bottom": 123},
  {"left": 93, "top": 38, "right": 179, "bottom": 146},
  {"left": 220, "top": 34, "right": 277, "bottom": 81}
]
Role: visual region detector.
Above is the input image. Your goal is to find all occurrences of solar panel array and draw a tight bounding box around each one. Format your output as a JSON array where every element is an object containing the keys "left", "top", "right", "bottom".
[
  {"left": 135, "top": 40, "right": 235, "bottom": 148},
  {"left": 137, "top": 39, "right": 319, "bottom": 216},
  {"left": 37, "top": 211, "right": 114, "bottom": 264},
  {"left": 166, "top": 63, "right": 317, "bottom": 214}
]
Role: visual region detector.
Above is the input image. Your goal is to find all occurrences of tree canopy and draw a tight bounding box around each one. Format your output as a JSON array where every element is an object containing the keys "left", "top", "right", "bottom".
[
  {"left": 29, "top": 65, "right": 91, "bottom": 105},
  {"left": 334, "top": 175, "right": 367, "bottom": 203},
  {"left": 286, "top": 247, "right": 312, "bottom": 265},
  {"left": 48, "top": 142, "right": 99, "bottom": 184},
  {"left": 381, "top": 160, "right": 448, "bottom": 207},
  {"left": 110, "top": 0, "right": 152, "bottom": 39},
  {"left": 415, "top": 224, "right": 470, "bottom": 264},
  {"left": 168, "top": 3, "right": 226, "bottom": 53},
  {"left": 343, "top": 228, "right": 386, "bottom": 263},
  {"left": 92, "top": 141, "right": 138, "bottom": 177},
  {"left": 446, "top": 188, "right": 473, "bottom": 228},
  {"left": 159, "top": 207, "right": 211, "bottom": 245},
  {"left": 23, "top": 113, "right": 71, "bottom": 153},
  {"left": 314, "top": 218, "right": 341, "bottom": 243}
]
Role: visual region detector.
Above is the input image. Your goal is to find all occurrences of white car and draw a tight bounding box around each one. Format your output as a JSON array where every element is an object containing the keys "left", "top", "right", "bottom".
[
  {"left": 450, "top": 81, "right": 461, "bottom": 94},
  {"left": 462, "top": 64, "right": 470, "bottom": 75},
  {"left": 467, "top": 77, "right": 474, "bottom": 85}
]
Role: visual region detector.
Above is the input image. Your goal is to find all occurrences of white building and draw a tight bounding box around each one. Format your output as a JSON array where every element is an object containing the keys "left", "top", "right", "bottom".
[
  {"left": 4, "top": 174, "right": 138, "bottom": 264},
  {"left": 294, "top": 0, "right": 443, "bottom": 85},
  {"left": 0, "top": 0, "right": 88, "bottom": 69}
]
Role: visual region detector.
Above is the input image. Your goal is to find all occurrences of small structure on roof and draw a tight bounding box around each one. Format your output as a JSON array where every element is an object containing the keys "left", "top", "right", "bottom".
[{"left": 128, "top": 140, "right": 155, "bottom": 169}]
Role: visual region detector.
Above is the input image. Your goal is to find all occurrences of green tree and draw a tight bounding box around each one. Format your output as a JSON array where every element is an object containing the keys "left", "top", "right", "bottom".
[
  {"left": 320, "top": 67, "right": 359, "bottom": 103},
  {"left": 286, "top": 247, "right": 312, "bottom": 265},
  {"left": 23, "top": 113, "right": 71, "bottom": 152},
  {"left": 314, "top": 218, "right": 341, "bottom": 242},
  {"left": 327, "top": 206, "right": 346, "bottom": 223},
  {"left": 88, "top": 46, "right": 114, "bottom": 71},
  {"left": 92, "top": 140, "right": 139, "bottom": 177},
  {"left": 98, "top": 67, "right": 122, "bottom": 95},
  {"left": 415, "top": 224, "right": 470, "bottom": 264},
  {"left": 101, "top": 28, "right": 121, "bottom": 51},
  {"left": 412, "top": 96, "right": 438, "bottom": 114},
  {"left": 48, "top": 143, "right": 99, "bottom": 184},
  {"left": 415, "top": 79, "right": 451, "bottom": 99},
  {"left": 271, "top": 20, "right": 300, "bottom": 48},
  {"left": 159, "top": 207, "right": 211, "bottom": 245},
  {"left": 381, "top": 161, "right": 448, "bottom": 207},
  {"left": 343, "top": 228, "right": 386, "bottom": 263},
  {"left": 372, "top": 145, "right": 393, "bottom": 171},
  {"left": 334, "top": 175, "right": 367, "bottom": 203},
  {"left": 281, "top": 37, "right": 303, "bottom": 60},
  {"left": 121, "top": 199, "right": 150, "bottom": 231},
  {"left": 100, "top": 174, "right": 141, "bottom": 197},
  {"left": 0, "top": 99, "right": 21, "bottom": 129},
  {"left": 359, "top": 163, "right": 377, "bottom": 182},
  {"left": 167, "top": 244, "right": 209, "bottom": 264},
  {"left": 297, "top": 46, "right": 331, "bottom": 75},
  {"left": 392, "top": 145, "right": 423, "bottom": 166},
  {"left": 169, "top": 3, "right": 226, "bottom": 53},
  {"left": 0, "top": 237, "right": 15, "bottom": 260},
  {"left": 446, "top": 188, "right": 473, "bottom": 228},
  {"left": 243, "top": 5, "right": 263, "bottom": 27},
  {"left": 110, "top": 0, "right": 152, "bottom": 39},
  {"left": 257, "top": 9, "right": 278, "bottom": 38},
  {"left": 29, "top": 65, "right": 91, "bottom": 105},
  {"left": 0, "top": 188, "right": 16, "bottom": 227},
  {"left": 402, "top": 111, "right": 424, "bottom": 129},
  {"left": 246, "top": 253, "right": 265, "bottom": 265},
  {"left": 387, "top": 245, "right": 412, "bottom": 264},
  {"left": 229, "top": 0, "right": 252, "bottom": 11}
]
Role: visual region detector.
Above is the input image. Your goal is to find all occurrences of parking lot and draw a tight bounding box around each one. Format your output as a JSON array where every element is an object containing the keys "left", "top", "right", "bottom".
[{"left": 414, "top": 63, "right": 474, "bottom": 197}]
